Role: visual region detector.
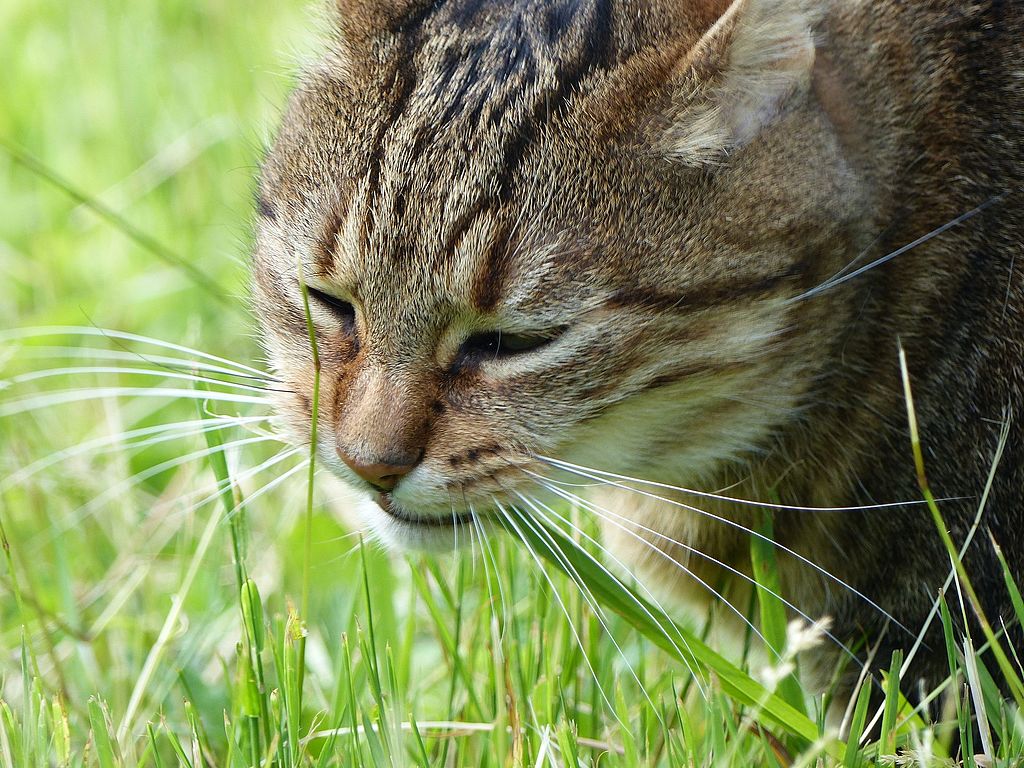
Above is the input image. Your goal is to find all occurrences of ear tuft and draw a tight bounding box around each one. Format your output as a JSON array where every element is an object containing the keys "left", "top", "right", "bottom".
[{"left": 662, "top": 0, "right": 824, "bottom": 164}]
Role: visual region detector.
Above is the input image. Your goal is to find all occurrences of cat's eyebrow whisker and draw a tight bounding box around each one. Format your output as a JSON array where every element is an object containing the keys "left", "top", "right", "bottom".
[
  {"left": 815, "top": 225, "right": 893, "bottom": 285},
  {"left": 493, "top": 501, "right": 619, "bottom": 717},
  {"left": 0, "top": 387, "right": 271, "bottom": 418},
  {"left": 533, "top": 476, "right": 862, "bottom": 667},
  {"left": 2, "top": 414, "right": 272, "bottom": 492},
  {"left": 511, "top": 495, "right": 667, "bottom": 719},
  {"left": 7, "top": 366, "right": 285, "bottom": 394},
  {"left": 786, "top": 192, "right": 1008, "bottom": 303},
  {"left": 538, "top": 458, "right": 914, "bottom": 637},
  {"left": 515, "top": 490, "right": 709, "bottom": 701},
  {"left": 0, "top": 326, "right": 275, "bottom": 380},
  {"left": 539, "top": 455, "right": 937, "bottom": 513}
]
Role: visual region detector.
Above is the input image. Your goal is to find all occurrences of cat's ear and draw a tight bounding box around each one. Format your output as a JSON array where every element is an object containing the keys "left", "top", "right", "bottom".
[
  {"left": 331, "top": 0, "right": 433, "bottom": 68},
  {"left": 638, "top": 0, "right": 822, "bottom": 164},
  {"left": 334, "top": 0, "right": 418, "bottom": 39}
]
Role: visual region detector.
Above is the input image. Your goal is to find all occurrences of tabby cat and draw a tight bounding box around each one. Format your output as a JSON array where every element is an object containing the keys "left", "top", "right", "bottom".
[{"left": 251, "top": 0, "right": 1023, "bottom": 693}]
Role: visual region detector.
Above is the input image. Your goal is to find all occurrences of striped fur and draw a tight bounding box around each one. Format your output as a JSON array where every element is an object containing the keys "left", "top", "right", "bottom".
[{"left": 252, "top": 0, "right": 1024, "bottom": 694}]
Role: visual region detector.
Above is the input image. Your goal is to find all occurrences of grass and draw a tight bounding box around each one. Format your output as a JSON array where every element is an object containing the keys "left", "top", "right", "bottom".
[{"left": 2, "top": 1, "right": 1023, "bottom": 765}]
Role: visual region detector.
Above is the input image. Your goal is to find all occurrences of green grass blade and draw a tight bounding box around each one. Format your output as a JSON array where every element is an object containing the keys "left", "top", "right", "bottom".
[
  {"left": 146, "top": 723, "right": 167, "bottom": 768},
  {"left": 498, "top": 510, "right": 844, "bottom": 759},
  {"left": 160, "top": 719, "right": 195, "bottom": 768},
  {"left": 842, "top": 679, "right": 872, "bottom": 768},
  {"left": 87, "top": 698, "right": 120, "bottom": 768},
  {"left": 407, "top": 713, "right": 431, "bottom": 768},
  {"left": 878, "top": 650, "right": 903, "bottom": 756},
  {"left": 751, "top": 511, "right": 808, "bottom": 719},
  {"left": 991, "top": 533, "right": 1024, "bottom": 629},
  {"left": 899, "top": 347, "right": 1024, "bottom": 708},
  {"left": 360, "top": 711, "right": 386, "bottom": 767}
]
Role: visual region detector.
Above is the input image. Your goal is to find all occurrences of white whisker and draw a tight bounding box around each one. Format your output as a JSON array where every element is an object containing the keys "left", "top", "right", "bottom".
[
  {"left": 493, "top": 501, "right": 618, "bottom": 717},
  {"left": 7, "top": 366, "right": 281, "bottom": 394},
  {"left": 1, "top": 387, "right": 271, "bottom": 418},
  {"left": 539, "top": 458, "right": 913, "bottom": 636},
  {"left": 535, "top": 477, "right": 860, "bottom": 667},
  {"left": 2, "top": 414, "right": 271, "bottom": 492},
  {"left": 50, "top": 434, "right": 283, "bottom": 534},
  {"left": 540, "top": 455, "right": 933, "bottom": 513},
  {"left": 471, "top": 504, "right": 509, "bottom": 640},
  {"left": 526, "top": 485, "right": 771, "bottom": 655},
  {"left": 319, "top": 538, "right": 367, "bottom": 568},
  {"left": 227, "top": 454, "right": 308, "bottom": 512},
  {"left": 516, "top": 490, "right": 709, "bottom": 700},
  {"left": 8, "top": 345, "right": 276, "bottom": 383},
  {"left": 513, "top": 494, "right": 667, "bottom": 718},
  {"left": 172, "top": 446, "right": 306, "bottom": 524},
  {"left": 0, "top": 326, "right": 274, "bottom": 379}
]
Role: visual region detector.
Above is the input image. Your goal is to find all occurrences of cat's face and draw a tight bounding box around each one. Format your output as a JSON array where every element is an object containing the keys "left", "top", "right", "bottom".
[{"left": 252, "top": 0, "right": 867, "bottom": 547}]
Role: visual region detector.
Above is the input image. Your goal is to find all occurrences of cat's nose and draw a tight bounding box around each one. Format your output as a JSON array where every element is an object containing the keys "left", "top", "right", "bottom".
[{"left": 337, "top": 449, "right": 420, "bottom": 492}]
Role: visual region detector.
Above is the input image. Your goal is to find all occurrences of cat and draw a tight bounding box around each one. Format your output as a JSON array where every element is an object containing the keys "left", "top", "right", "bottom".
[{"left": 251, "top": 0, "right": 1023, "bottom": 697}]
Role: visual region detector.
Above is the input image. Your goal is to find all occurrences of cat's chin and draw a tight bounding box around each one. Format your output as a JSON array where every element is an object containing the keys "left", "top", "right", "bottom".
[{"left": 355, "top": 494, "right": 476, "bottom": 553}]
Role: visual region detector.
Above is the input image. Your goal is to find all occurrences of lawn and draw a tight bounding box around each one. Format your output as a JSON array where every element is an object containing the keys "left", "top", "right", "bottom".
[{"left": 1, "top": 1, "right": 1022, "bottom": 765}]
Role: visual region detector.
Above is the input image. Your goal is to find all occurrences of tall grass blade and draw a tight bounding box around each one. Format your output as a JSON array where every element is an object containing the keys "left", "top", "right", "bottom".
[
  {"left": 990, "top": 533, "right": 1024, "bottom": 629},
  {"left": 842, "top": 680, "right": 872, "bottom": 768},
  {"left": 146, "top": 723, "right": 167, "bottom": 768},
  {"left": 879, "top": 650, "right": 903, "bottom": 756},
  {"left": 295, "top": 249, "right": 322, "bottom": 727},
  {"left": 751, "top": 511, "right": 807, "bottom": 719},
  {"left": 88, "top": 698, "right": 121, "bottom": 768},
  {"left": 160, "top": 718, "right": 195, "bottom": 768},
  {"left": 963, "top": 635, "right": 995, "bottom": 760},
  {"left": 0, "top": 702, "right": 15, "bottom": 768},
  {"left": 899, "top": 346, "right": 1024, "bottom": 708}
]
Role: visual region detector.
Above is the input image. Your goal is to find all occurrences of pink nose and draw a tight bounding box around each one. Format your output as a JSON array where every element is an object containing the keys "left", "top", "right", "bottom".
[{"left": 337, "top": 450, "right": 419, "bottom": 491}]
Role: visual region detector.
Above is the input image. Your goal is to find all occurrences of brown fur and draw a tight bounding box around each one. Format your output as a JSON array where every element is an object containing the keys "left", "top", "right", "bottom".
[{"left": 252, "top": 0, "right": 1024, "bottom": 694}]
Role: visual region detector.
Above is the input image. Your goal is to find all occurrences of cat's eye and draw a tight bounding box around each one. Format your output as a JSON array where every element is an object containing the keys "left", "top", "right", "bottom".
[
  {"left": 305, "top": 286, "right": 356, "bottom": 330},
  {"left": 458, "top": 330, "right": 555, "bottom": 361}
]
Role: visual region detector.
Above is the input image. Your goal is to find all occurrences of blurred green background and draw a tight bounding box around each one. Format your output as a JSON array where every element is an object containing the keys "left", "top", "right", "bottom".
[{"left": 0, "top": 0, "right": 313, "bottom": 336}]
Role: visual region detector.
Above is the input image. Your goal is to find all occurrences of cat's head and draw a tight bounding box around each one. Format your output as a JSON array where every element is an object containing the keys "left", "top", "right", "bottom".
[{"left": 252, "top": 0, "right": 868, "bottom": 547}]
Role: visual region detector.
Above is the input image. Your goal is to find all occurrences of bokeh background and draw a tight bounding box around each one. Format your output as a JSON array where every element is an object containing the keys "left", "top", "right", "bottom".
[{"left": 1, "top": 1, "right": 314, "bottom": 332}]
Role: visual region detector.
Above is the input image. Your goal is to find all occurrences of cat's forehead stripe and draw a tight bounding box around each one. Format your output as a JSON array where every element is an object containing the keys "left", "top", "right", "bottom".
[{"left": 332, "top": 1, "right": 618, "bottom": 270}]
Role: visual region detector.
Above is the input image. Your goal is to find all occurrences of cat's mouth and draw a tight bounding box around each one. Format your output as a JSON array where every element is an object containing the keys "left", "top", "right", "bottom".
[{"left": 374, "top": 492, "right": 474, "bottom": 528}]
